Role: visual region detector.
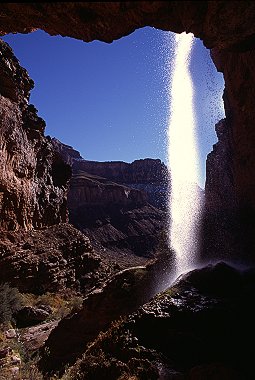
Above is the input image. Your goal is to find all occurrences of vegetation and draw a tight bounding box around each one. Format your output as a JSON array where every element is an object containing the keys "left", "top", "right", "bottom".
[
  {"left": 22, "top": 290, "right": 84, "bottom": 321},
  {"left": 0, "top": 284, "right": 84, "bottom": 380},
  {"left": 0, "top": 283, "right": 24, "bottom": 325}
]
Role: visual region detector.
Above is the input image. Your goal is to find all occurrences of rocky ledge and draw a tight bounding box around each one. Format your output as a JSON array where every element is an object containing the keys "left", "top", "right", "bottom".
[
  {"left": 0, "top": 223, "right": 112, "bottom": 294},
  {"left": 57, "top": 262, "right": 255, "bottom": 380}
]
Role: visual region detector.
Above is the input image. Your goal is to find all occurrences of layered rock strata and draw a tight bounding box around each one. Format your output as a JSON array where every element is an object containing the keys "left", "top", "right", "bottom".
[
  {"left": 52, "top": 138, "right": 169, "bottom": 210},
  {"left": 52, "top": 139, "right": 167, "bottom": 261}
]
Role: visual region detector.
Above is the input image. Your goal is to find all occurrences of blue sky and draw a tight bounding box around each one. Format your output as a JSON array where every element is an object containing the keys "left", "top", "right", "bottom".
[{"left": 2, "top": 27, "right": 224, "bottom": 187}]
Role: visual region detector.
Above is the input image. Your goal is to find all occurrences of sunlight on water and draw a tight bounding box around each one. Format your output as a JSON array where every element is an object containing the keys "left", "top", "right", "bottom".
[{"left": 167, "top": 32, "right": 203, "bottom": 275}]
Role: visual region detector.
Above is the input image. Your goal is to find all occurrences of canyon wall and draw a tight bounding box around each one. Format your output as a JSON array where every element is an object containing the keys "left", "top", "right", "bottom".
[
  {"left": 52, "top": 139, "right": 166, "bottom": 260},
  {"left": 0, "top": 40, "right": 108, "bottom": 294},
  {"left": 0, "top": 1, "right": 255, "bottom": 262},
  {"left": 52, "top": 138, "right": 168, "bottom": 210},
  {"left": 201, "top": 45, "right": 255, "bottom": 263},
  {"left": 0, "top": 40, "right": 71, "bottom": 231},
  {"left": 72, "top": 158, "right": 168, "bottom": 210}
]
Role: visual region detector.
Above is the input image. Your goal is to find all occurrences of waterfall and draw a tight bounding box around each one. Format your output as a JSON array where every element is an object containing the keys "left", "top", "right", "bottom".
[{"left": 167, "top": 32, "right": 202, "bottom": 275}]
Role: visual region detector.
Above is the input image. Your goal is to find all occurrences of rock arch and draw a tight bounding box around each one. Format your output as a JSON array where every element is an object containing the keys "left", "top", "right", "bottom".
[{"left": 0, "top": 1, "right": 255, "bottom": 256}]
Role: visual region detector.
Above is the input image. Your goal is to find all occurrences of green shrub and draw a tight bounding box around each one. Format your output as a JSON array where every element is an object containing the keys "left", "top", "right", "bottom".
[{"left": 0, "top": 283, "right": 24, "bottom": 324}]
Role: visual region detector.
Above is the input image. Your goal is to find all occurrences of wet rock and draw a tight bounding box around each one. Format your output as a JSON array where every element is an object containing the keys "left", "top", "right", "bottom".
[
  {"left": 60, "top": 262, "right": 255, "bottom": 379},
  {"left": 175, "top": 261, "right": 242, "bottom": 296}
]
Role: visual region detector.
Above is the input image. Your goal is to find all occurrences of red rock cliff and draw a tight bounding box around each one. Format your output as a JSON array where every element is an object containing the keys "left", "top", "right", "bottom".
[{"left": 0, "top": 40, "right": 71, "bottom": 230}]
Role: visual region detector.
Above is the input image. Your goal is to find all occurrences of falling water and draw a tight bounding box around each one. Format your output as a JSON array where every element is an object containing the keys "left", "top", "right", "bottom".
[{"left": 167, "top": 32, "right": 202, "bottom": 275}]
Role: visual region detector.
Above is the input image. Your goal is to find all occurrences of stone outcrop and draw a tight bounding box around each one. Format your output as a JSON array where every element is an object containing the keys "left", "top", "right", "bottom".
[
  {"left": 52, "top": 138, "right": 83, "bottom": 167},
  {"left": 14, "top": 306, "right": 51, "bottom": 328},
  {"left": 72, "top": 158, "right": 169, "bottom": 210},
  {"left": 0, "top": 223, "right": 107, "bottom": 294},
  {"left": 0, "top": 39, "right": 71, "bottom": 231},
  {"left": 61, "top": 262, "right": 255, "bottom": 380},
  {"left": 0, "top": 2, "right": 255, "bottom": 261},
  {"left": 205, "top": 119, "right": 235, "bottom": 213},
  {"left": 201, "top": 41, "right": 255, "bottom": 262},
  {"left": 68, "top": 171, "right": 147, "bottom": 210},
  {"left": 39, "top": 249, "right": 174, "bottom": 373}
]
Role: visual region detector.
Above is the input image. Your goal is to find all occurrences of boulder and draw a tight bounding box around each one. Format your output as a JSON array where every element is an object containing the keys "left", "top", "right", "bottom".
[{"left": 14, "top": 306, "right": 50, "bottom": 327}]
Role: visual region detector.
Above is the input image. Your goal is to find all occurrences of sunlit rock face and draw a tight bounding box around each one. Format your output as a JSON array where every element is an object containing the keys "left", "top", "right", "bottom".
[{"left": 0, "top": 40, "right": 71, "bottom": 230}]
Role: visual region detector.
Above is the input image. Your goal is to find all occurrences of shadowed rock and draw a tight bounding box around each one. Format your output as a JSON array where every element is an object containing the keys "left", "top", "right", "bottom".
[
  {"left": 39, "top": 249, "right": 175, "bottom": 373},
  {"left": 62, "top": 262, "right": 255, "bottom": 380}
]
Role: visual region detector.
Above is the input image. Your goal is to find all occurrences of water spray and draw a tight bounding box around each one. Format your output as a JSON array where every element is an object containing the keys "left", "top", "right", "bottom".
[{"left": 167, "top": 32, "right": 203, "bottom": 275}]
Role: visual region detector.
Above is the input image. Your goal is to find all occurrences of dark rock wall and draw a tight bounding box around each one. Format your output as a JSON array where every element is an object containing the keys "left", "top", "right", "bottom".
[
  {"left": 1, "top": 2, "right": 255, "bottom": 50},
  {"left": 201, "top": 46, "right": 255, "bottom": 262},
  {"left": 0, "top": 40, "right": 70, "bottom": 231}
]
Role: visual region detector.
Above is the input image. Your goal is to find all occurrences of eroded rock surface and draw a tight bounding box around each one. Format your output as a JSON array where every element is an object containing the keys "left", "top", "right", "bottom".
[
  {"left": 202, "top": 42, "right": 255, "bottom": 262},
  {"left": 1, "top": 2, "right": 255, "bottom": 50},
  {"left": 0, "top": 39, "right": 71, "bottom": 231},
  {"left": 0, "top": 223, "right": 107, "bottom": 294},
  {"left": 39, "top": 249, "right": 174, "bottom": 373},
  {"left": 0, "top": 2, "right": 255, "bottom": 261}
]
